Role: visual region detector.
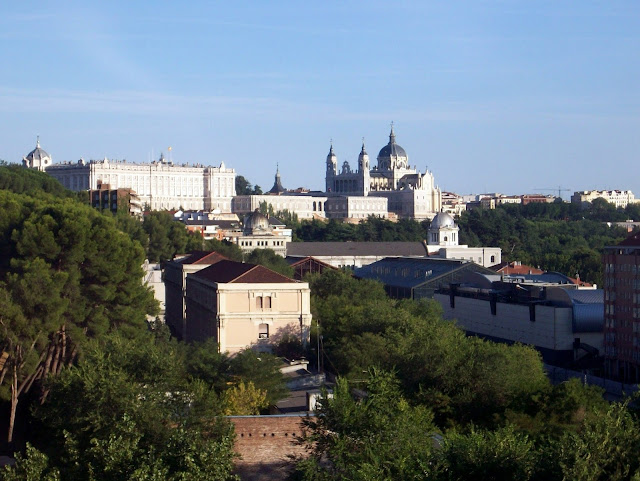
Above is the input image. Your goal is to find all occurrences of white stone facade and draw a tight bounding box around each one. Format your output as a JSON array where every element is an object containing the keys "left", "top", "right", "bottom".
[
  {"left": 324, "top": 196, "right": 388, "bottom": 220},
  {"left": 325, "top": 127, "right": 442, "bottom": 220},
  {"left": 426, "top": 212, "right": 501, "bottom": 267},
  {"left": 232, "top": 194, "right": 324, "bottom": 220},
  {"left": 46, "top": 156, "right": 235, "bottom": 211},
  {"left": 24, "top": 141, "right": 236, "bottom": 212},
  {"left": 571, "top": 190, "right": 637, "bottom": 209}
]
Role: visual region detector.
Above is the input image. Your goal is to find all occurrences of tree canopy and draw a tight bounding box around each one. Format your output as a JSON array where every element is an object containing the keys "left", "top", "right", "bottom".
[
  {"left": 2, "top": 332, "right": 238, "bottom": 481},
  {"left": 0, "top": 182, "right": 158, "bottom": 443}
]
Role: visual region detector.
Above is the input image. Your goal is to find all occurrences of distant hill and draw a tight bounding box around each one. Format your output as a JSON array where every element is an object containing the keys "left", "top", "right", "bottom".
[{"left": 0, "top": 164, "right": 77, "bottom": 199}]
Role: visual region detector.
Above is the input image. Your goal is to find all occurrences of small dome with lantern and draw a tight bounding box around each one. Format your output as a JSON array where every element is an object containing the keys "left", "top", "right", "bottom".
[{"left": 23, "top": 137, "right": 52, "bottom": 171}]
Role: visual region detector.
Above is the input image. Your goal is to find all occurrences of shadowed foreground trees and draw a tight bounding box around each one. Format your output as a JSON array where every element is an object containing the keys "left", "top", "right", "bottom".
[
  {"left": 291, "top": 370, "right": 640, "bottom": 481},
  {"left": 308, "top": 270, "right": 548, "bottom": 427},
  {"left": 0, "top": 189, "right": 157, "bottom": 444},
  {"left": 293, "top": 270, "right": 640, "bottom": 480},
  {"left": 1, "top": 333, "right": 238, "bottom": 481}
]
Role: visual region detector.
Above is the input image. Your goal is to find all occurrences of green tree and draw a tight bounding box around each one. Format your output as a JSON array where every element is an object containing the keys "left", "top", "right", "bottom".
[
  {"left": 244, "top": 248, "right": 294, "bottom": 277},
  {"left": 223, "top": 381, "right": 268, "bottom": 415},
  {"left": 293, "top": 370, "right": 437, "bottom": 480},
  {"left": 203, "top": 238, "right": 244, "bottom": 261},
  {"left": 114, "top": 211, "right": 149, "bottom": 252},
  {"left": 27, "top": 333, "right": 237, "bottom": 481},
  {"left": 0, "top": 190, "right": 157, "bottom": 443},
  {"left": 434, "top": 425, "right": 538, "bottom": 481},
  {"left": 228, "top": 350, "right": 287, "bottom": 407},
  {"left": 0, "top": 444, "right": 60, "bottom": 481},
  {"left": 556, "top": 402, "right": 640, "bottom": 481},
  {"left": 142, "top": 211, "right": 204, "bottom": 262},
  {"left": 0, "top": 165, "right": 71, "bottom": 199},
  {"left": 309, "top": 271, "right": 550, "bottom": 428},
  {"left": 258, "top": 200, "right": 274, "bottom": 217},
  {"left": 185, "top": 338, "right": 231, "bottom": 392},
  {"left": 235, "top": 175, "right": 252, "bottom": 195}
]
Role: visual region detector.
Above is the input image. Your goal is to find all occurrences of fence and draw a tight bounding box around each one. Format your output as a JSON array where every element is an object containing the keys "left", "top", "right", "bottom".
[{"left": 544, "top": 364, "right": 638, "bottom": 400}]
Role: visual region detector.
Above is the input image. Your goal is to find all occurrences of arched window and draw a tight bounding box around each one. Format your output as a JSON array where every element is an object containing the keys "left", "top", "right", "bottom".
[{"left": 258, "top": 323, "right": 269, "bottom": 339}]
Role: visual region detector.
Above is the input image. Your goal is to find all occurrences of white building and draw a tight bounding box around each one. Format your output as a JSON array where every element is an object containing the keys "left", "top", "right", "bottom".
[
  {"left": 231, "top": 211, "right": 291, "bottom": 257},
  {"left": 571, "top": 190, "right": 637, "bottom": 209},
  {"left": 324, "top": 195, "right": 388, "bottom": 220},
  {"left": 22, "top": 140, "right": 236, "bottom": 212},
  {"left": 434, "top": 275, "right": 603, "bottom": 366},
  {"left": 232, "top": 193, "right": 324, "bottom": 220},
  {"left": 232, "top": 167, "right": 389, "bottom": 221},
  {"left": 441, "top": 191, "right": 467, "bottom": 217},
  {"left": 143, "top": 261, "right": 165, "bottom": 322},
  {"left": 426, "top": 212, "right": 501, "bottom": 267},
  {"left": 325, "top": 126, "right": 442, "bottom": 220}
]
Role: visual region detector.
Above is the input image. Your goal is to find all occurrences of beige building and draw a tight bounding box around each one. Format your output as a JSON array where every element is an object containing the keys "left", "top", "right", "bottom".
[
  {"left": 164, "top": 251, "right": 229, "bottom": 340},
  {"left": 228, "top": 211, "right": 291, "bottom": 257},
  {"left": 185, "top": 260, "right": 312, "bottom": 354}
]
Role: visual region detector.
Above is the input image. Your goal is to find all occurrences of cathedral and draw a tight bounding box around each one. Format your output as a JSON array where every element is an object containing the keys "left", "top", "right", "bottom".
[{"left": 325, "top": 125, "right": 442, "bottom": 219}]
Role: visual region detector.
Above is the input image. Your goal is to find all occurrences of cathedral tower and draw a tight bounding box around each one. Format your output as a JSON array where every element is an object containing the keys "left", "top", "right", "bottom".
[{"left": 325, "top": 142, "right": 337, "bottom": 193}]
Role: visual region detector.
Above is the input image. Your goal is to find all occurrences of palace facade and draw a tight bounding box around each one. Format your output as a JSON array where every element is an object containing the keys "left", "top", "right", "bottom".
[{"left": 22, "top": 139, "right": 236, "bottom": 211}]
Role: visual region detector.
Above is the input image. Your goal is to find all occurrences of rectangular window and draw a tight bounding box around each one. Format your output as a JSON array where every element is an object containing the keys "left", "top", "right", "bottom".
[
  {"left": 264, "top": 296, "right": 271, "bottom": 308},
  {"left": 256, "top": 296, "right": 263, "bottom": 309}
]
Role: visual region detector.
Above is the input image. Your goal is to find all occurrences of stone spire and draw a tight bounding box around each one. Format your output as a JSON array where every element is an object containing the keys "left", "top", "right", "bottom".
[{"left": 268, "top": 164, "right": 286, "bottom": 194}]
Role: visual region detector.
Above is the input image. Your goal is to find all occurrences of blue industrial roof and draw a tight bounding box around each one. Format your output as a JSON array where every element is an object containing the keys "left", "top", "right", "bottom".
[
  {"left": 355, "top": 257, "right": 478, "bottom": 289},
  {"left": 546, "top": 287, "right": 603, "bottom": 333},
  {"left": 505, "top": 272, "right": 576, "bottom": 285}
]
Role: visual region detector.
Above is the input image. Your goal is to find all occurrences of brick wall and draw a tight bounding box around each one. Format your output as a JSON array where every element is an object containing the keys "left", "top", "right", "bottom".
[{"left": 229, "top": 414, "right": 313, "bottom": 481}]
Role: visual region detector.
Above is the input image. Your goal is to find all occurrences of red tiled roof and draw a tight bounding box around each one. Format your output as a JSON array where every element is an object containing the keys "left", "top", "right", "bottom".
[
  {"left": 618, "top": 231, "right": 640, "bottom": 247},
  {"left": 176, "top": 251, "right": 229, "bottom": 265},
  {"left": 286, "top": 256, "right": 337, "bottom": 270},
  {"left": 491, "top": 262, "right": 543, "bottom": 275},
  {"left": 191, "top": 260, "right": 297, "bottom": 284},
  {"left": 567, "top": 276, "right": 593, "bottom": 287}
]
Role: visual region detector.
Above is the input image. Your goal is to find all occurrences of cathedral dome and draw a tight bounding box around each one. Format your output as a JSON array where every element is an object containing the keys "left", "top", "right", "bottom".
[
  {"left": 377, "top": 125, "right": 408, "bottom": 169},
  {"left": 244, "top": 210, "right": 271, "bottom": 234},
  {"left": 23, "top": 137, "right": 52, "bottom": 171},
  {"left": 25, "top": 139, "right": 51, "bottom": 164},
  {"left": 430, "top": 212, "right": 456, "bottom": 229}
]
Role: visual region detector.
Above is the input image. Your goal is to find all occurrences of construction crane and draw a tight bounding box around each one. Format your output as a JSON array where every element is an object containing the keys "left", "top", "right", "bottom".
[{"left": 533, "top": 186, "right": 572, "bottom": 199}]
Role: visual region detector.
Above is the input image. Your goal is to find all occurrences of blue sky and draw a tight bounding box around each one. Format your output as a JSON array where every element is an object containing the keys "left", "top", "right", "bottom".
[{"left": 1, "top": 1, "right": 638, "bottom": 197}]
